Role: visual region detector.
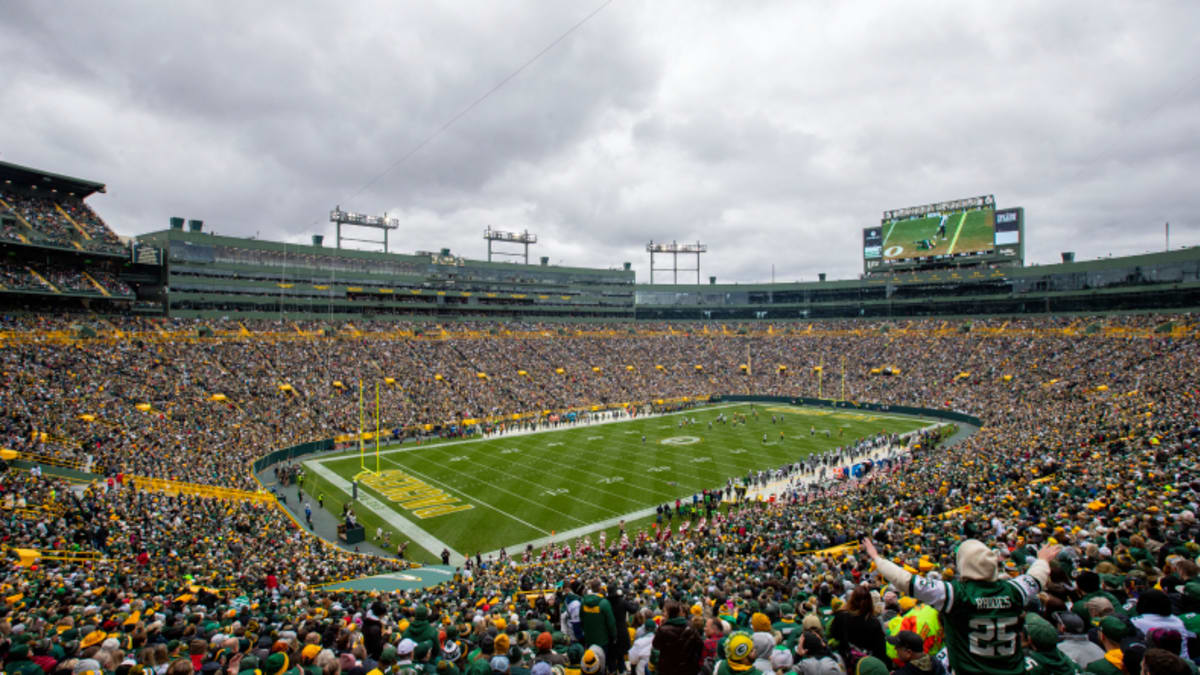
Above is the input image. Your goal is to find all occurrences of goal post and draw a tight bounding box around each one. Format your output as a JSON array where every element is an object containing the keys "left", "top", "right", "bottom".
[
  {"left": 359, "top": 379, "right": 382, "bottom": 475},
  {"left": 374, "top": 381, "right": 381, "bottom": 474}
]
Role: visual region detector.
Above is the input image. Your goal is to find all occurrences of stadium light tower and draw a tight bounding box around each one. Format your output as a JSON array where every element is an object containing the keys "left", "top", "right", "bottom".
[
  {"left": 330, "top": 207, "right": 400, "bottom": 253},
  {"left": 647, "top": 240, "right": 707, "bottom": 285},
  {"left": 483, "top": 226, "right": 538, "bottom": 264}
]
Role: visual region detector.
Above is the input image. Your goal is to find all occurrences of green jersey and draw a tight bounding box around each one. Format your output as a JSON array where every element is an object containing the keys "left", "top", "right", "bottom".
[
  {"left": 1181, "top": 611, "right": 1200, "bottom": 636},
  {"left": 1023, "top": 649, "right": 1083, "bottom": 674},
  {"left": 904, "top": 571, "right": 1041, "bottom": 675}
]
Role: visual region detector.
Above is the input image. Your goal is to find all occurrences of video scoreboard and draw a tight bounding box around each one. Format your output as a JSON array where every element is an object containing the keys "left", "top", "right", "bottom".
[{"left": 863, "top": 195, "right": 1024, "bottom": 274}]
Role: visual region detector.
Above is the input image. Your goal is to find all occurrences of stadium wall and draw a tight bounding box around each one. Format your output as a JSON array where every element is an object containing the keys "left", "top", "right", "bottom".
[
  {"left": 711, "top": 394, "right": 983, "bottom": 429},
  {"left": 136, "top": 229, "right": 636, "bottom": 320},
  {"left": 636, "top": 247, "right": 1200, "bottom": 320}
]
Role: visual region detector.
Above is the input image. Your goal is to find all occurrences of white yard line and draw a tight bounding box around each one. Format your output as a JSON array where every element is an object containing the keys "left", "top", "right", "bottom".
[
  {"left": 479, "top": 505, "right": 661, "bottom": 561},
  {"left": 483, "top": 419, "right": 947, "bottom": 560},
  {"left": 946, "top": 211, "right": 968, "bottom": 255},
  {"left": 304, "top": 460, "right": 465, "bottom": 565},
  {"left": 427, "top": 445, "right": 657, "bottom": 509},
  {"left": 308, "top": 403, "right": 937, "bottom": 566},
  {"left": 310, "top": 403, "right": 743, "bottom": 465},
  {"left": 376, "top": 454, "right": 556, "bottom": 535}
]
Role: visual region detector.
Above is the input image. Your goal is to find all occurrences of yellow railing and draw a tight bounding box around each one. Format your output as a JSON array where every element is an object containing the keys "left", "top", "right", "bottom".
[
  {"left": 81, "top": 271, "right": 112, "bottom": 297},
  {"left": 24, "top": 267, "right": 59, "bottom": 294},
  {"left": 4, "top": 546, "right": 104, "bottom": 568},
  {"left": 129, "top": 475, "right": 275, "bottom": 504},
  {"left": 5, "top": 505, "right": 65, "bottom": 520},
  {"left": 1, "top": 449, "right": 87, "bottom": 472}
]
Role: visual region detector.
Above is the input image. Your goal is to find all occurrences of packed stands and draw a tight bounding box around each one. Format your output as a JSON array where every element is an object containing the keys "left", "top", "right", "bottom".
[
  {"left": 0, "top": 313, "right": 1197, "bottom": 674},
  {"left": 0, "top": 312, "right": 1190, "bottom": 672},
  {"left": 0, "top": 189, "right": 125, "bottom": 255},
  {"left": 0, "top": 260, "right": 133, "bottom": 296}
]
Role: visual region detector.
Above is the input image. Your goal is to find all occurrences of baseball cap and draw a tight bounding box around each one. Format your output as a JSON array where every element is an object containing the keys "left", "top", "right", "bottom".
[
  {"left": 1024, "top": 615, "right": 1058, "bottom": 650},
  {"left": 885, "top": 630, "right": 924, "bottom": 653},
  {"left": 1099, "top": 616, "right": 1128, "bottom": 642},
  {"left": 397, "top": 638, "right": 417, "bottom": 656},
  {"left": 1053, "top": 611, "right": 1085, "bottom": 634},
  {"left": 490, "top": 656, "right": 510, "bottom": 673}
]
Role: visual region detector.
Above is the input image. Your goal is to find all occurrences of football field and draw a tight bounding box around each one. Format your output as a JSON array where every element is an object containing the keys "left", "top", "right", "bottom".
[
  {"left": 881, "top": 209, "right": 994, "bottom": 260},
  {"left": 302, "top": 403, "right": 935, "bottom": 563}
]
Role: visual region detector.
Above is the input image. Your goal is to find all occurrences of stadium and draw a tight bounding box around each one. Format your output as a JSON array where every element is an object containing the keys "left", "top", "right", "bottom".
[
  {"left": 2, "top": 154, "right": 1199, "bottom": 675},
  {"left": 2, "top": 4, "right": 1200, "bottom": 675}
]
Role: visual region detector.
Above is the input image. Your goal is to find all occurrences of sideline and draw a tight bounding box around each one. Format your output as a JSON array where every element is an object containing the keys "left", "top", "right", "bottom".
[
  {"left": 304, "top": 461, "right": 464, "bottom": 565},
  {"left": 309, "top": 402, "right": 742, "bottom": 465}
]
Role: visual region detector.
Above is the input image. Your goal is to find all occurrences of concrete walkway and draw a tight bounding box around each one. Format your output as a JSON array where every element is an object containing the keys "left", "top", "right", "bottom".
[{"left": 255, "top": 467, "right": 399, "bottom": 559}]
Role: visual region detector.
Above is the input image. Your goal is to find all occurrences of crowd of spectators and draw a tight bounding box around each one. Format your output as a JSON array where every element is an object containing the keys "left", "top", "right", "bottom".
[
  {"left": 0, "top": 261, "right": 133, "bottom": 296},
  {"left": 0, "top": 189, "right": 125, "bottom": 254},
  {"left": 0, "top": 313, "right": 1196, "bottom": 674},
  {"left": 0, "top": 263, "right": 44, "bottom": 291}
]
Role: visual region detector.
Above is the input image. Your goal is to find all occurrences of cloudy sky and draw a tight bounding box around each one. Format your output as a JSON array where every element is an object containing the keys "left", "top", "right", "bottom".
[{"left": 2, "top": 1, "right": 1198, "bottom": 283}]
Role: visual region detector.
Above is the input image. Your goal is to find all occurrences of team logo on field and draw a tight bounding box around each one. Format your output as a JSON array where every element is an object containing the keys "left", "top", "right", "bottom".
[{"left": 660, "top": 436, "right": 700, "bottom": 445}]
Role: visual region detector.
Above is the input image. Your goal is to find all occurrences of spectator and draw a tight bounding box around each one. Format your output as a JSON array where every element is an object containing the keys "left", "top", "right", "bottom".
[
  {"left": 1131, "top": 591, "right": 1191, "bottom": 661},
  {"left": 1140, "top": 648, "right": 1190, "bottom": 675},
  {"left": 1019, "top": 616, "right": 1074, "bottom": 675},
  {"left": 863, "top": 538, "right": 1058, "bottom": 675},
  {"left": 1054, "top": 612, "right": 1105, "bottom": 669},
  {"left": 826, "top": 586, "right": 886, "bottom": 667},
  {"left": 652, "top": 602, "right": 704, "bottom": 675},
  {"left": 792, "top": 632, "right": 843, "bottom": 675},
  {"left": 714, "top": 633, "right": 759, "bottom": 675},
  {"left": 581, "top": 580, "right": 616, "bottom": 658}
]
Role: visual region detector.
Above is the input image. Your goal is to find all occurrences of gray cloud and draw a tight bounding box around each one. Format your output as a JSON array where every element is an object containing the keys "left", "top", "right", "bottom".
[{"left": 1, "top": 0, "right": 1197, "bottom": 284}]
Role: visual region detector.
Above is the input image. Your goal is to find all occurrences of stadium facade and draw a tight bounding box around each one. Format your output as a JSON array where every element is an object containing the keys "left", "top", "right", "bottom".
[
  {"left": 1, "top": 160, "right": 1199, "bottom": 320},
  {"left": 133, "top": 225, "right": 637, "bottom": 320}
]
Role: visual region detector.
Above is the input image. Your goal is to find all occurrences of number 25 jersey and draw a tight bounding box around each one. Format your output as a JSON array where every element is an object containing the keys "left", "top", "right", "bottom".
[{"left": 908, "top": 572, "right": 1041, "bottom": 675}]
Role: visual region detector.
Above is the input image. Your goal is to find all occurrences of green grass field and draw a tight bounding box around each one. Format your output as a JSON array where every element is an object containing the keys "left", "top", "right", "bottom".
[
  {"left": 882, "top": 209, "right": 994, "bottom": 261},
  {"left": 302, "top": 403, "right": 934, "bottom": 564}
]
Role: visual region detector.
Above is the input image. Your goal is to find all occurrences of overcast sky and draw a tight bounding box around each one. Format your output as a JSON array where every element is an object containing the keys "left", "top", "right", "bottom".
[{"left": 2, "top": 1, "right": 1198, "bottom": 283}]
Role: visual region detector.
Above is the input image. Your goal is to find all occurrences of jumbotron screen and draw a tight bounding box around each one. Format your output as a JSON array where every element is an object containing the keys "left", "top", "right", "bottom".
[{"left": 863, "top": 195, "right": 1022, "bottom": 272}]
